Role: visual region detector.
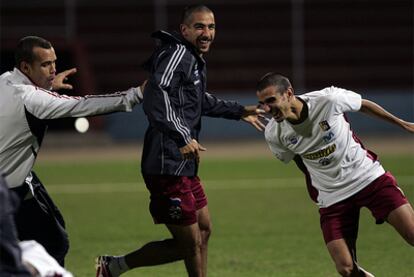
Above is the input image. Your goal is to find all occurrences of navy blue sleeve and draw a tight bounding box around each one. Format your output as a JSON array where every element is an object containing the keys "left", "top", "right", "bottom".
[
  {"left": 0, "top": 174, "right": 32, "bottom": 276},
  {"left": 201, "top": 92, "right": 245, "bottom": 120},
  {"left": 143, "top": 45, "right": 193, "bottom": 148}
]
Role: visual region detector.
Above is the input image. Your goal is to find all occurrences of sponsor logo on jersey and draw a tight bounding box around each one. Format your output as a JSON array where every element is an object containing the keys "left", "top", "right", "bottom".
[
  {"left": 318, "top": 157, "right": 332, "bottom": 166},
  {"left": 319, "top": 120, "right": 331, "bottom": 131},
  {"left": 303, "top": 144, "right": 336, "bottom": 160},
  {"left": 322, "top": 131, "right": 335, "bottom": 143},
  {"left": 169, "top": 197, "right": 182, "bottom": 219},
  {"left": 288, "top": 136, "right": 298, "bottom": 145}
]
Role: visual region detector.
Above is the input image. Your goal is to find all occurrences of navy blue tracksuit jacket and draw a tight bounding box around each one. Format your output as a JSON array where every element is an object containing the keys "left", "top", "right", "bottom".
[{"left": 142, "top": 31, "right": 245, "bottom": 177}]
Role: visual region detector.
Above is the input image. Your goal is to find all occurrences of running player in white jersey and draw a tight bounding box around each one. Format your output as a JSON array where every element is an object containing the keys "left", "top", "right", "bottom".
[
  {"left": 0, "top": 36, "right": 145, "bottom": 265},
  {"left": 256, "top": 73, "right": 414, "bottom": 277}
]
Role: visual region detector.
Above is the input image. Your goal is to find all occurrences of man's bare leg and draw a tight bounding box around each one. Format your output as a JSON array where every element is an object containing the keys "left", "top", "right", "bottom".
[
  {"left": 196, "top": 206, "right": 212, "bottom": 277},
  {"left": 326, "top": 238, "right": 374, "bottom": 276},
  {"left": 123, "top": 223, "right": 202, "bottom": 276},
  {"left": 387, "top": 203, "right": 414, "bottom": 246}
]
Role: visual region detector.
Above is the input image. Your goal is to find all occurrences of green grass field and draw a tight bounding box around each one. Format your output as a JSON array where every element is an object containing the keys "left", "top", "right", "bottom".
[{"left": 34, "top": 154, "right": 414, "bottom": 277}]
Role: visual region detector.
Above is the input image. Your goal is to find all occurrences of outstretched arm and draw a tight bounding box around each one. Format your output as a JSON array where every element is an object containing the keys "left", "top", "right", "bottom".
[
  {"left": 202, "top": 94, "right": 265, "bottom": 131},
  {"left": 359, "top": 99, "right": 414, "bottom": 133}
]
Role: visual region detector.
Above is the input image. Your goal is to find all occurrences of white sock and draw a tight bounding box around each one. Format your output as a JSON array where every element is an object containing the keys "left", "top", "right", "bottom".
[{"left": 109, "top": 256, "right": 129, "bottom": 276}]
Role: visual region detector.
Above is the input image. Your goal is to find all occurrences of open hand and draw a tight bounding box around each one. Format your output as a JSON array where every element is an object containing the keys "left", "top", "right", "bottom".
[
  {"left": 242, "top": 105, "right": 266, "bottom": 131},
  {"left": 52, "top": 68, "right": 77, "bottom": 90}
]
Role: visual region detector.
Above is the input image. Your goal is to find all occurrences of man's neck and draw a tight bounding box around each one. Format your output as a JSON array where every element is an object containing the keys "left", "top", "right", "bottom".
[{"left": 287, "top": 96, "right": 308, "bottom": 124}]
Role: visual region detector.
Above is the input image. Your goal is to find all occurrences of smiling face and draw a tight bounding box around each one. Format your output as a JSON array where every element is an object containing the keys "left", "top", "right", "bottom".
[
  {"left": 180, "top": 11, "right": 215, "bottom": 55},
  {"left": 257, "top": 85, "right": 293, "bottom": 123},
  {"left": 20, "top": 46, "right": 57, "bottom": 90}
]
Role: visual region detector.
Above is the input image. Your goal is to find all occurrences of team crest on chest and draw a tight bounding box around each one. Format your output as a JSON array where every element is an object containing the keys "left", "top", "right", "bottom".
[{"left": 319, "top": 120, "right": 331, "bottom": 131}]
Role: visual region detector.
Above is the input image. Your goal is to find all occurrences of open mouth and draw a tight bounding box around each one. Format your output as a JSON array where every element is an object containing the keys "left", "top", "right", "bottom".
[
  {"left": 46, "top": 76, "right": 55, "bottom": 89},
  {"left": 198, "top": 37, "right": 211, "bottom": 48},
  {"left": 272, "top": 109, "right": 284, "bottom": 122}
]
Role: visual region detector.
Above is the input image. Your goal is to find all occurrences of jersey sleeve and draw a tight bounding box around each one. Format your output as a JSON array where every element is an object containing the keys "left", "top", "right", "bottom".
[
  {"left": 201, "top": 92, "right": 244, "bottom": 120},
  {"left": 265, "top": 125, "right": 295, "bottom": 163},
  {"left": 20, "top": 85, "right": 142, "bottom": 119},
  {"left": 143, "top": 45, "right": 192, "bottom": 148},
  {"left": 329, "top": 87, "right": 362, "bottom": 114}
]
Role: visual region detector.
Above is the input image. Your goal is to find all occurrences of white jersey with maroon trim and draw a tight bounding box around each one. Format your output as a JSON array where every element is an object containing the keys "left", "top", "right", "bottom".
[
  {"left": 265, "top": 86, "right": 385, "bottom": 207},
  {"left": 0, "top": 68, "right": 142, "bottom": 188}
]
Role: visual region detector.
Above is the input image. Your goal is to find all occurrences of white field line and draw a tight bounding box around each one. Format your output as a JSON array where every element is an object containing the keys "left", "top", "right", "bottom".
[{"left": 47, "top": 176, "right": 414, "bottom": 194}]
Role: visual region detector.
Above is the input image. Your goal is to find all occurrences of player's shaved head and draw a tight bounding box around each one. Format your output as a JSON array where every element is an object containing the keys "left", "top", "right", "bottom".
[
  {"left": 257, "top": 72, "right": 292, "bottom": 94},
  {"left": 181, "top": 4, "right": 213, "bottom": 25}
]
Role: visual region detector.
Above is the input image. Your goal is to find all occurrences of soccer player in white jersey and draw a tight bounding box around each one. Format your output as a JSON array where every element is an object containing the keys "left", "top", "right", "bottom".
[
  {"left": 0, "top": 36, "right": 145, "bottom": 266},
  {"left": 256, "top": 73, "right": 414, "bottom": 277}
]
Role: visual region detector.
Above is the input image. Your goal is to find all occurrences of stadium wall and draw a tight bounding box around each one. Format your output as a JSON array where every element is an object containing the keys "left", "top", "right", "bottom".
[{"left": 105, "top": 91, "right": 414, "bottom": 141}]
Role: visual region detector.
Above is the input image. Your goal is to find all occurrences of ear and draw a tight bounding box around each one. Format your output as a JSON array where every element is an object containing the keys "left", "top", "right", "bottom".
[
  {"left": 180, "top": 24, "right": 187, "bottom": 36},
  {"left": 19, "top": 61, "right": 31, "bottom": 75},
  {"left": 286, "top": 87, "right": 294, "bottom": 100}
]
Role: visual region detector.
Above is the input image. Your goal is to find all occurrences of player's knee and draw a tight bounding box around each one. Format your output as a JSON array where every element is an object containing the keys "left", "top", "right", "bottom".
[
  {"left": 200, "top": 226, "right": 211, "bottom": 246},
  {"left": 336, "top": 261, "right": 355, "bottom": 277},
  {"left": 198, "top": 219, "right": 212, "bottom": 247},
  {"left": 400, "top": 223, "right": 414, "bottom": 246}
]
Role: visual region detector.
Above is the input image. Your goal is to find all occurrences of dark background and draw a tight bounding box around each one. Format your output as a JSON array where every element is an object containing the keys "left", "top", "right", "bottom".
[{"left": 1, "top": 0, "right": 413, "bottom": 136}]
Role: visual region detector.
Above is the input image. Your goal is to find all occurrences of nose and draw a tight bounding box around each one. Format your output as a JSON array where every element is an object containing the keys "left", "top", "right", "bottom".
[
  {"left": 202, "top": 27, "right": 212, "bottom": 37},
  {"left": 50, "top": 62, "right": 56, "bottom": 74}
]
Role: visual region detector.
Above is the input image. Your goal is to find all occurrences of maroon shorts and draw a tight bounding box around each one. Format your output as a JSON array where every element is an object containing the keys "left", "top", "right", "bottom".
[
  {"left": 143, "top": 175, "right": 208, "bottom": 225},
  {"left": 319, "top": 172, "right": 408, "bottom": 244}
]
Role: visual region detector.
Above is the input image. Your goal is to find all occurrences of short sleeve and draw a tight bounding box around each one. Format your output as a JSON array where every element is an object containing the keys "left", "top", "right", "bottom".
[{"left": 330, "top": 87, "right": 362, "bottom": 114}]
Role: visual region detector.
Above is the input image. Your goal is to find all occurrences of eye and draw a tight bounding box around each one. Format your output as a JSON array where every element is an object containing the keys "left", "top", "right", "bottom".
[
  {"left": 41, "top": 61, "right": 53, "bottom": 67},
  {"left": 264, "top": 97, "right": 276, "bottom": 104}
]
